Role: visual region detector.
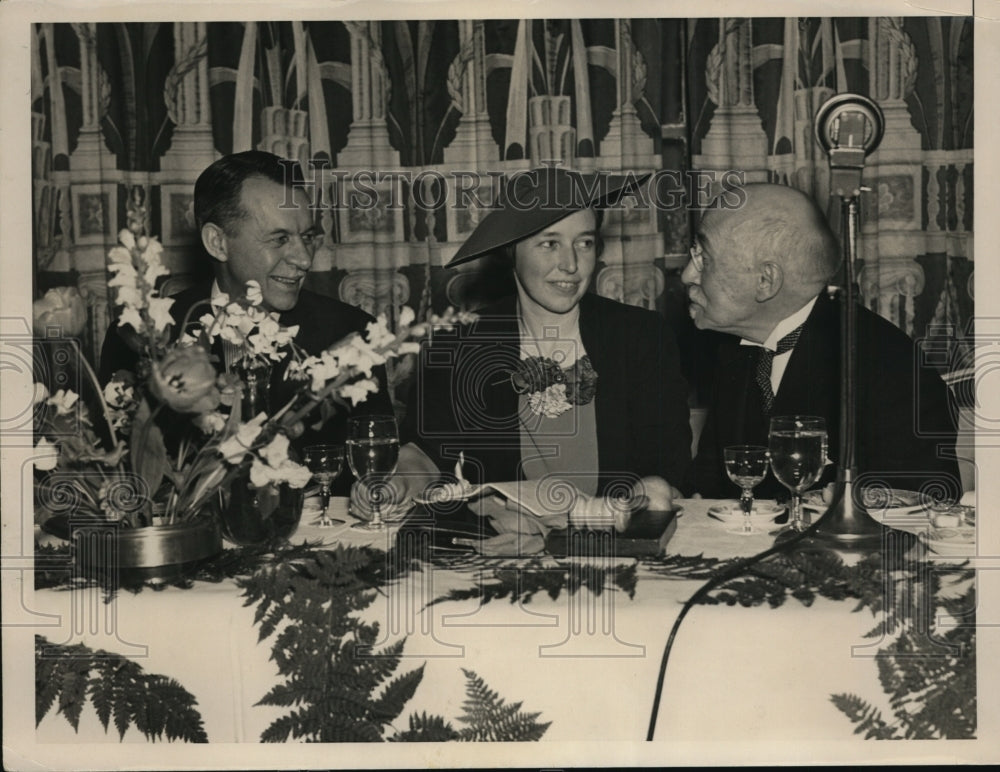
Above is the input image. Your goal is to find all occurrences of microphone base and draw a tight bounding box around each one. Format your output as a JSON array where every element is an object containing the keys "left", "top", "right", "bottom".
[{"left": 775, "top": 473, "right": 920, "bottom": 562}]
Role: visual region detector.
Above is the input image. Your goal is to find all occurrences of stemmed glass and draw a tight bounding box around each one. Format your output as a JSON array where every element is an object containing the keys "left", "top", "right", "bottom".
[
  {"left": 303, "top": 444, "right": 345, "bottom": 526},
  {"left": 723, "top": 445, "right": 770, "bottom": 534},
  {"left": 346, "top": 415, "right": 401, "bottom": 532},
  {"left": 768, "top": 415, "right": 828, "bottom": 534}
]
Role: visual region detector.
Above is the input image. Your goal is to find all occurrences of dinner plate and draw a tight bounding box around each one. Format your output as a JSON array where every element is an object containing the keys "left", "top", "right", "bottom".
[
  {"left": 919, "top": 525, "right": 975, "bottom": 556},
  {"left": 707, "top": 501, "right": 784, "bottom": 524}
]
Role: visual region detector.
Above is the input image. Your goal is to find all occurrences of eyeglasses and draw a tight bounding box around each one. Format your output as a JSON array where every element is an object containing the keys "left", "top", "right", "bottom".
[{"left": 688, "top": 242, "right": 704, "bottom": 272}]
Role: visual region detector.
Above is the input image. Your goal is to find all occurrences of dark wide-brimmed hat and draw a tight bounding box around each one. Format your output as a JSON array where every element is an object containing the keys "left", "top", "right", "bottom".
[{"left": 445, "top": 166, "right": 650, "bottom": 268}]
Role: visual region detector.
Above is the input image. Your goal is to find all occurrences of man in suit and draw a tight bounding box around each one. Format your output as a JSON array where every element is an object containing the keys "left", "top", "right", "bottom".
[
  {"left": 683, "top": 182, "right": 960, "bottom": 501},
  {"left": 99, "top": 151, "right": 393, "bottom": 478}
]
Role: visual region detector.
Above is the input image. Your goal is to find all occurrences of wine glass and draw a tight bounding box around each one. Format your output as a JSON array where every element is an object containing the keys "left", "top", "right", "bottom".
[
  {"left": 768, "top": 415, "right": 828, "bottom": 534},
  {"left": 303, "top": 444, "right": 345, "bottom": 526},
  {"left": 723, "top": 445, "right": 770, "bottom": 534},
  {"left": 346, "top": 415, "right": 401, "bottom": 532}
]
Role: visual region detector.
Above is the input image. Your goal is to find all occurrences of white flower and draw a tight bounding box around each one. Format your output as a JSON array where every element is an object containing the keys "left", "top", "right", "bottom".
[
  {"left": 46, "top": 389, "right": 79, "bottom": 416},
  {"left": 33, "top": 383, "right": 49, "bottom": 404},
  {"left": 103, "top": 381, "right": 134, "bottom": 408},
  {"left": 108, "top": 245, "right": 133, "bottom": 266},
  {"left": 365, "top": 316, "right": 397, "bottom": 349},
  {"left": 249, "top": 457, "right": 312, "bottom": 489},
  {"left": 112, "top": 285, "right": 145, "bottom": 312},
  {"left": 340, "top": 377, "right": 378, "bottom": 406},
  {"left": 527, "top": 384, "right": 571, "bottom": 418},
  {"left": 142, "top": 260, "right": 170, "bottom": 288},
  {"left": 258, "top": 433, "right": 291, "bottom": 467},
  {"left": 245, "top": 280, "right": 263, "bottom": 306},
  {"left": 33, "top": 438, "right": 59, "bottom": 471},
  {"left": 302, "top": 352, "right": 342, "bottom": 392},
  {"left": 211, "top": 293, "right": 230, "bottom": 309},
  {"left": 141, "top": 236, "right": 164, "bottom": 265},
  {"left": 147, "top": 296, "right": 175, "bottom": 333},
  {"left": 217, "top": 413, "right": 267, "bottom": 463},
  {"left": 117, "top": 307, "right": 145, "bottom": 334},
  {"left": 194, "top": 411, "right": 226, "bottom": 434},
  {"left": 397, "top": 341, "right": 421, "bottom": 356},
  {"left": 107, "top": 260, "right": 139, "bottom": 286},
  {"left": 333, "top": 338, "right": 383, "bottom": 378},
  {"left": 398, "top": 306, "right": 415, "bottom": 328},
  {"left": 281, "top": 461, "right": 314, "bottom": 488},
  {"left": 117, "top": 229, "right": 136, "bottom": 250}
]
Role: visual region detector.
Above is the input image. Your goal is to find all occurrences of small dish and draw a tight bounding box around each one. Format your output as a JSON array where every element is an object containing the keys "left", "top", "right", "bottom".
[
  {"left": 707, "top": 501, "right": 784, "bottom": 524},
  {"left": 919, "top": 525, "right": 975, "bottom": 556}
]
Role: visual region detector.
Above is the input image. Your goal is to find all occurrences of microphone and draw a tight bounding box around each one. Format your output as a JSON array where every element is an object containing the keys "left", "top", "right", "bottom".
[{"left": 814, "top": 93, "right": 885, "bottom": 198}]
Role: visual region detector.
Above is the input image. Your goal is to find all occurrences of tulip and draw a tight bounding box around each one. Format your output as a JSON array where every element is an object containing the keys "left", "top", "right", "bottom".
[
  {"left": 33, "top": 287, "right": 87, "bottom": 337},
  {"left": 149, "top": 344, "right": 221, "bottom": 414}
]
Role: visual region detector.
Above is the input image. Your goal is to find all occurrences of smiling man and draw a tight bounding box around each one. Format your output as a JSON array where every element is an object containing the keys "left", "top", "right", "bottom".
[{"left": 98, "top": 151, "right": 392, "bottom": 466}]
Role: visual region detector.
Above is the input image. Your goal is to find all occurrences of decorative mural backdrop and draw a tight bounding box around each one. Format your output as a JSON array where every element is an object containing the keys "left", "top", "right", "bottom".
[{"left": 31, "top": 17, "right": 974, "bottom": 403}]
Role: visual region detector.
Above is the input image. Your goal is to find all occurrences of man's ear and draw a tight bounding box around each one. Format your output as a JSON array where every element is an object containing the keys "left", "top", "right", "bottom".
[
  {"left": 201, "top": 223, "right": 228, "bottom": 263},
  {"left": 755, "top": 261, "right": 783, "bottom": 302}
]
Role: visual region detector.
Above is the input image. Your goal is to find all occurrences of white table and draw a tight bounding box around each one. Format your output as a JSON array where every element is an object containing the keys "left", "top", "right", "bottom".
[{"left": 24, "top": 497, "right": 980, "bottom": 766}]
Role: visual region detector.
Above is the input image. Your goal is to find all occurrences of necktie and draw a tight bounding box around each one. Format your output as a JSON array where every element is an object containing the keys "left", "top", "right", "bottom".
[{"left": 755, "top": 324, "right": 804, "bottom": 415}]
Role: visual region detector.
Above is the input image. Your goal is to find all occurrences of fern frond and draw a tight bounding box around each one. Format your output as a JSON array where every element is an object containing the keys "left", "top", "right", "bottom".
[
  {"left": 391, "top": 711, "right": 460, "bottom": 741},
  {"left": 35, "top": 636, "right": 207, "bottom": 742}
]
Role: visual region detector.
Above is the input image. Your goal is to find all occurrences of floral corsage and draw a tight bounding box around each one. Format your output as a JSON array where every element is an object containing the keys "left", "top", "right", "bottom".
[{"left": 510, "top": 356, "right": 598, "bottom": 418}]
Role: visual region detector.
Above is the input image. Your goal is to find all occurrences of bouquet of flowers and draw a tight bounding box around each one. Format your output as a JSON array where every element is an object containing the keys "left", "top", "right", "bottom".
[{"left": 33, "top": 228, "right": 473, "bottom": 529}]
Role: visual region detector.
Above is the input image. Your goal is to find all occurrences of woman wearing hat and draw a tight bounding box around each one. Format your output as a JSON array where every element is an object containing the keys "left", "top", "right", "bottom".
[{"left": 383, "top": 167, "right": 692, "bottom": 510}]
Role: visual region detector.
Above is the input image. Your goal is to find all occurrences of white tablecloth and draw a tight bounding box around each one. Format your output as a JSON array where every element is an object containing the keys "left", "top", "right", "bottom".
[{"left": 24, "top": 497, "right": 981, "bottom": 765}]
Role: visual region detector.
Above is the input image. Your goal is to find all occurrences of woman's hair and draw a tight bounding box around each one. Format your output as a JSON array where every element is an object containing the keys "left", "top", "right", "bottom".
[{"left": 194, "top": 151, "right": 308, "bottom": 234}]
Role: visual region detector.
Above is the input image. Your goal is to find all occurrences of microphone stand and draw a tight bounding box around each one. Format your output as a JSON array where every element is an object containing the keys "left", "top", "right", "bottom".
[{"left": 793, "top": 95, "right": 916, "bottom": 556}]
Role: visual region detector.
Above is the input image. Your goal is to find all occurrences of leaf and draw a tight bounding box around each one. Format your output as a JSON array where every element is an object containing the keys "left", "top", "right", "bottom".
[
  {"left": 34, "top": 636, "right": 63, "bottom": 725},
  {"left": 129, "top": 397, "right": 168, "bottom": 502},
  {"left": 391, "top": 712, "right": 460, "bottom": 742},
  {"left": 456, "top": 668, "right": 550, "bottom": 742},
  {"left": 370, "top": 665, "right": 425, "bottom": 722},
  {"left": 35, "top": 636, "right": 207, "bottom": 742},
  {"left": 57, "top": 666, "right": 90, "bottom": 730}
]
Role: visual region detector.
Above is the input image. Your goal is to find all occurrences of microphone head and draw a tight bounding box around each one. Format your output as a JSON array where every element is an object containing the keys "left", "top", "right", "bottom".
[{"left": 814, "top": 93, "right": 885, "bottom": 157}]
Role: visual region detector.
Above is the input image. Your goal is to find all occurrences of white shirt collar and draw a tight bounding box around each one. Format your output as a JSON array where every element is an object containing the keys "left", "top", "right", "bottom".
[{"left": 740, "top": 296, "right": 817, "bottom": 352}]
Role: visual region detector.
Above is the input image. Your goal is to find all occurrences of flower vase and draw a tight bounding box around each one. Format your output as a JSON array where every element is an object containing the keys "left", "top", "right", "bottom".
[
  {"left": 217, "top": 359, "right": 304, "bottom": 546},
  {"left": 235, "top": 361, "right": 272, "bottom": 417},
  {"left": 72, "top": 516, "right": 222, "bottom": 585},
  {"left": 217, "top": 476, "right": 305, "bottom": 547}
]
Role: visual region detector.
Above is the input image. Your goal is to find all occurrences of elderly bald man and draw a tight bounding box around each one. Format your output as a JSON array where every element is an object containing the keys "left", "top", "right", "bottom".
[{"left": 683, "top": 183, "right": 960, "bottom": 501}]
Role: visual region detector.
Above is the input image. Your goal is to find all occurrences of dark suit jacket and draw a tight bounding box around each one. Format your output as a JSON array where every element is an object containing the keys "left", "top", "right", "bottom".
[
  {"left": 401, "top": 292, "right": 692, "bottom": 494},
  {"left": 687, "top": 291, "right": 961, "bottom": 499},
  {"left": 98, "top": 284, "right": 394, "bottom": 493}
]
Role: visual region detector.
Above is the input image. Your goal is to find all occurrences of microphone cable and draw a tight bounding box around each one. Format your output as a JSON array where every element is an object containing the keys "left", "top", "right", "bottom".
[{"left": 645, "top": 514, "right": 829, "bottom": 741}]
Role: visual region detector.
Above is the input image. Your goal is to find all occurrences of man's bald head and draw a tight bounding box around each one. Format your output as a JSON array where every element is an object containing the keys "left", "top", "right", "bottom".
[
  {"left": 681, "top": 183, "right": 841, "bottom": 341},
  {"left": 713, "top": 183, "right": 841, "bottom": 286}
]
